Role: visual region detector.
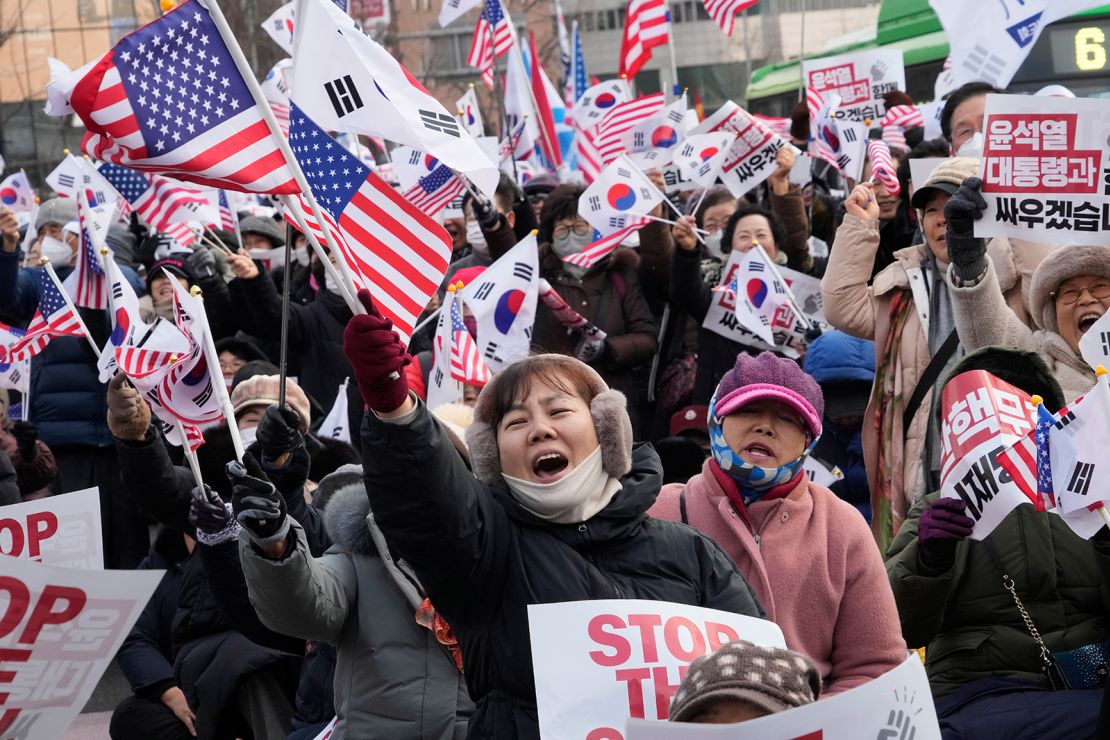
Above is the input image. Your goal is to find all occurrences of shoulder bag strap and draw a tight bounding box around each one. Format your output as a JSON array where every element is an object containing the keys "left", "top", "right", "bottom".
[{"left": 901, "top": 328, "right": 960, "bottom": 434}]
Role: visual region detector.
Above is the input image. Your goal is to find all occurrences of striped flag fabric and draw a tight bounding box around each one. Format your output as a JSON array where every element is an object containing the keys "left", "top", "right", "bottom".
[
  {"left": 69, "top": 189, "right": 110, "bottom": 310},
  {"left": 9, "top": 272, "right": 86, "bottom": 361},
  {"left": 98, "top": 163, "right": 206, "bottom": 246},
  {"left": 0, "top": 322, "right": 30, "bottom": 395},
  {"left": 216, "top": 189, "right": 239, "bottom": 235},
  {"left": 448, "top": 287, "right": 491, "bottom": 386},
  {"left": 529, "top": 31, "right": 563, "bottom": 167},
  {"left": 702, "top": 0, "right": 759, "bottom": 37},
  {"left": 999, "top": 401, "right": 1070, "bottom": 512},
  {"left": 565, "top": 21, "right": 587, "bottom": 108},
  {"left": 562, "top": 218, "right": 649, "bottom": 270},
  {"left": 806, "top": 87, "right": 839, "bottom": 168},
  {"left": 866, "top": 136, "right": 901, "bottom": 196},
  {"left": 619, "top": 0, "right": 669, "bottom": 80},
  {"left": 467, "top": 0, "right": 514, "bottom": 88},
  {"left": 404, "top": 163, "right": 466, "bottom": 215},
  {"left": 286, "top": 103, "right": 451, "bottom": 345},
  {"left": 881, "top": 104, "right": 924, "bottom": 130},
  {"left": 595, "top": 93, "right": 666, "bottom": 170},
  {"left": 69, "top": 0, "right": 299, "bottom": 194},
  {"left": 261, "top": 59, "right": 292, "bottom": 136}
]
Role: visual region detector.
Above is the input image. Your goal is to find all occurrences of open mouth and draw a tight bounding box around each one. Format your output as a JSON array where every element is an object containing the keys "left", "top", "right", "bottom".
[
  {"left": 532, "top": 452, "right": 570, "bottom": 482},
  {"left": 743, "top": 442, "right": 775, "bottom": 462},
  {"left": 1078, "top": 311, "right": 1101, "bottom": 334}
]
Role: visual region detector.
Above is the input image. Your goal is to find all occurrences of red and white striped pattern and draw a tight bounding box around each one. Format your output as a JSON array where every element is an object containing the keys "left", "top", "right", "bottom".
[
  {"left": 72, "top": 189, "right": 109, "bottom": 310},
  {"left": 117, "top": 343, "right": 181, "bottom": 380},
  {"left": 577, "top": 93, "right": 665, "bottom": 181},
  {"left": 403, "top": 176, "right": 465, "bottom": 215},
  {"left": 619, "top": 0, "right": 669, "bottom": 79},
  {"left": 805, "top": 87, "right": 839, "bottom": 168},
  {"left": 562, "top": 218, "right": 650, "bottom": 270},
  {"left": 9, "top": 276, "right": 85, "bottom": 361},
  {"left": 752, "top": 113, "right": 790, "bottom": 138},
  {"left": 135, "top": 176, "right": 208, "bottom": 246},
  {"left": 882, "top": 125, "right": 909, "bottom": 153},
  {"left": 881, "top": 104, "right": 924, "bottom": 130},
  {"left": 702, "top": 0, "right": 759, "bottom": 36},
  {"left": 467, "top": 19, "right": 496, "bottom": 89},
  {"left": 448, "top": 293, "right": 491, "bottom": 386},
  {"left": 866, "top": 137, "right": 901, "bottom": 196}
]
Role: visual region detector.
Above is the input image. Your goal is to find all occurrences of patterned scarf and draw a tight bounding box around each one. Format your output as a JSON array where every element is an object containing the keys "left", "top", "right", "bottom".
[
  {"left": 872, "top": 290, "right": 913, "bottom": 551},
  {"left": 415, "top": 599, "right": 464, "bottom": 672}
]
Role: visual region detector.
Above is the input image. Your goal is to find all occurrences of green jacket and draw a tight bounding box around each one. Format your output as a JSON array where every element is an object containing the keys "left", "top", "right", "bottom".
[{"left": 886, "top": 493, "right": 1110, "bottom": 698}]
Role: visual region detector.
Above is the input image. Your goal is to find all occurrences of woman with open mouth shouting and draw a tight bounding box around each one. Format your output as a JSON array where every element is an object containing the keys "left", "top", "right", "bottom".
[
  {"left": 340, "top": 290, "right": 763, "bottom": 740},
  {"left": 651, "top": 351, "right": 907, "bottom": 697}
]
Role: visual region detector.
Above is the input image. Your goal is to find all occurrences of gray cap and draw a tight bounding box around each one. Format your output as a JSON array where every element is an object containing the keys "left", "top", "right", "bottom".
[
  {"left": 239, "top": 215, "right": 285, "bottom": 247},
  {"left": 35, "top": 197, "right": 78, "bottom": 230}
]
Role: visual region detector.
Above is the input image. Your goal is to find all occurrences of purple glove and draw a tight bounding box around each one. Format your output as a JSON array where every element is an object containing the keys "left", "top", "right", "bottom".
[{"left": 918, "top": 497, "right": 975, "bottom": 570}]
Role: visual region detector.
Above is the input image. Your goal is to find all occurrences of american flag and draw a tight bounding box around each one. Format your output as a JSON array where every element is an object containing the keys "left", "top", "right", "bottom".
[
  {"left": 752, "top": 112, "right": 790, "bottom": 138},
  {"left": 467, "top": 0, "right": 514, "bottom": 89},
  {"left": 98, "top": 163, "right": 204, "bottom": 246},
  {"left": 70, "top": 189, "right": 110, "bottom": 310},
  {"left": 404, "top": 164, "right": 465, "bottom": 215},
  {"left": 9, "top": 272, "right": 86, "bottom": 361},
  {"left": 619, "top": 0, "right": 669, "bottom": 80},
  {"left": 999, "top": 401, "right": 1071, "bottom": 512},
  {"left": 565, "top": 21, "right": 587, "bottom": 108},
  {"left": 702, "top": 0, "right": 759, "bottom": 36},
  {"left": 866, "top": 136, "right": 901, "bottom": 196},
  {"left": 216, "top": 189, "right": 239, "bottom": 235},
  {"left": 881, "top": 104, "right": 924, "bottom": 131},
  {"left": 562, "top": 218, "right": 649, "bottom": 270},
  {"left": 579, "top": 93, "right": 665, "bottom": 182},
  {"left": 286, "top": 103, "right": 451, "bottom": 344},
  {"left": 70, "top": 0, "right": 298, "bottom": 195},
  {"left": 806, "top": 87, "right": 839, "bottom": 168},
  {"left": 449, "top": 291, "right": 490, "bottom": 386}
]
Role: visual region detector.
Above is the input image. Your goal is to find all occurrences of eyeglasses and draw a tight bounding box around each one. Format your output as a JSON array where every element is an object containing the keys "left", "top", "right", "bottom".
[
  {"left": 1052, "top": 281, "right": 1110, "bottom": 305},
  {"left": 553, "top": 221, "right": 592, "bottom": 239}
]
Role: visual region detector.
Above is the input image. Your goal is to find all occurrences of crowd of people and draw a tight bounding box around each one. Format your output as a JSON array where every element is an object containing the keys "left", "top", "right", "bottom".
[{"left": 2, "top": 78, "right": 1110, "bottom": 740}]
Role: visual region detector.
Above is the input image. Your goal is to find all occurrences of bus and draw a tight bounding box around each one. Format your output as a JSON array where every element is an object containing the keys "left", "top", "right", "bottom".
[{"left": 745, "top": 0, "right": 1110, "bottom": 117}]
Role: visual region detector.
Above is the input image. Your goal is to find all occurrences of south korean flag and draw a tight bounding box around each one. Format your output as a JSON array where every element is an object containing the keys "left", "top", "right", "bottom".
[
  {"left": 1049, "top": 377, "right": 1110, "bottom": 515},
  {"left": 461, "top": 234, "right": 540, "bottom": 373},
  {"left": 579, "top": 157, "right": 663, "bottom": 237},
  {"left": 622, "top": 95, "right": 690, "bottom": 169},
  {"left": 0, "top": 322, "right": 29, "bottom": 395},
  {"left": 571, "top": 79, "right": 631, "bottom": 132},
  {"left": 675, "top": 131, "right": 738, "bottom": 188}
]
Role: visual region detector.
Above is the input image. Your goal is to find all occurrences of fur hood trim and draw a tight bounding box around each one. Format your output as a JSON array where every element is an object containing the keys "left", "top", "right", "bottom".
[{"left": 323, "top": 481, "right": 375, "bottom": 555}]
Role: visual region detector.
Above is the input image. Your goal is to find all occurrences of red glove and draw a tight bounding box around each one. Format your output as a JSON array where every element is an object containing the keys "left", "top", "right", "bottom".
[{"left": 343, "top": 290, "right": 411, "bottom": 413}]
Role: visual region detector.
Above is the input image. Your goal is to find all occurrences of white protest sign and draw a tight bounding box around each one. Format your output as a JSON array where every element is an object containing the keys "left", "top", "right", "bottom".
[
  {"left": 939, "top": 370, "right": 1038, "bottom": 540},
  {"left": 0, "top": 555, "right": 162, "bottom": 739},
  {"left": 661, "top": 163, "right": 699, "bottom": 194},
  {"left": 802, "top": 49, "right": 906, "bottom": 124},
  {"left": 1049, "top": 379, "right": 1110, "bottom": 515},
  {"left": 689, "top": 103, "right": 799, "bottom": 198},
  {"left": 529, "top": 599, "right": 785, "bottom": 740},
  {"left": 702, "top": 252, "right": 822, "bottom": 359},
  {"left": 910, "top": 158, "right": 945, "bottom": 198},
  {"left": 804, "top": 457, "right": 844, "bottom": 488},
  {"left": 0, "top": 488, "right": 104, "bottom": 569},
  {"left": 976, "top": 94, "right": 1110, "bottom": 247},
  {"left": 625, "top": 653, "right": 940, "bottom": 740}
]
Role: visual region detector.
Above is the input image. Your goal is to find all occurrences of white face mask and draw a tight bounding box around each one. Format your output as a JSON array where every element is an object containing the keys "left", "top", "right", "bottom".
[
  {"left": 40, "top": 235, "right": 73, "bottom": 266},
  {"left": 324, "top": 268, "right": 345, "bottom": 295},
  {"left": 294, "top": 246, "right": 310, "bottom": 267},
  {"left": 502, "top": 446, "right": 622, "bottom": 524},
  {"left": 704, "top": 230, "right": 723, "bottom": 254},
  {"left": 956, "top": 131, "right": 984, "bottom": 158},
  {"left": 466, "top": 219, "right": 489, "bottom": 258},
  {"left": 238, "top": 425, "right": 258, "bottom": 448}
]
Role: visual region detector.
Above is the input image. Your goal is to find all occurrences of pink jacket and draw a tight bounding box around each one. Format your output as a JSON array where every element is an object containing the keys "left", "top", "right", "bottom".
[{"left": 650, "top": 459, "right": 906, "bottom": 695}]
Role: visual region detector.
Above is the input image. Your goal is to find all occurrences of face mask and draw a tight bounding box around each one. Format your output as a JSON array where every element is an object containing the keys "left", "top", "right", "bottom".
[
  {"left": 552, "top": 230, "right": 595, "bottom": 259},
  {"left": 324, "top": 268, "right": 345, "bottom": 295},
  {"left": 294, "top": 246, "right": 310, "bottom": 267},
  {"left": 466, "top": 220, "right": 489, "bottom": 258},
  {"left": 502, "top": 446, "right": 622, "bottom": 524},
  {"left": 238, "top": 425, "right": 258, "bottom": 448},
  {"left": 706, "top": 388, "right": 818, "bottom": 504},
  {"left": 956, "top": 131, "right": 984, "bottom": 158},
  {"left": 705, "top": 230, "right": 723, "bottom": 254},
  {"left": 40, "top": 235, "right": 72, "bottom": 265}
]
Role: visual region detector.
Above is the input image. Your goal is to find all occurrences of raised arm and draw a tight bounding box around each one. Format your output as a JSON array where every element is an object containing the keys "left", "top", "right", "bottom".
[{"left": 821, "top": 186, "right": 883, "bottom": 340}]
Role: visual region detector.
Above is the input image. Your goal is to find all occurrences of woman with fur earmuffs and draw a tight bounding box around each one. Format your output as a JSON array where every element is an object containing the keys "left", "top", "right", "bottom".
[{"left": 335, "top": 289, "right": 764, "bottom": 740}]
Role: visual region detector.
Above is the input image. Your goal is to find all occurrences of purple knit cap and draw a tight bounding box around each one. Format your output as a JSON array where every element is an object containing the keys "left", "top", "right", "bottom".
[{"left": 713, "top": 352, "right": 824, "bottom": 437}]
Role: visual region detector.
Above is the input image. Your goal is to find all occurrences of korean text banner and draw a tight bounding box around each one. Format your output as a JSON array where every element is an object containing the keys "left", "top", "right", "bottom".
[
  {"left": 802, "top": 49, "right": 906, "bottom": 124},
  {"left": 977, "top": 94, "right": 1110, "bottom": 247},
  {"left": 689, "top": 103, "right": 798, "bottom": 198},
  {"left": 0, "top": 488, "right": 104, "bottom": 569},
  {"left": 625, "top": 654, "right": 940, "bottom": 740},
  {"left": 529, "top": 599, "right": 785, "bottom": 740},
  {"left": 939, "top": 370, "right": 1038, "bottom": 540},
  {"left": 0, "top": 556, "right": 162, "bottom": 738}
]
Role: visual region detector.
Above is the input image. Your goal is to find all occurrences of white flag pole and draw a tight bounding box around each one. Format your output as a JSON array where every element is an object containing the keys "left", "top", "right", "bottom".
[
  {"left": 41, "top": 257, "right": 104, "bottom": 359},
  {"left": 190, "top": 284, "right": 245, "bottom": 463},
  {"left": 200, "top": 0, "right": 366, "bottom": 317},
  {"left": 175, "top": 419, "right": 206, "bottom": 492},
  {"left": 20, "top": 375, "right": 29, "bottom": 421},
  {"left": 619, "top": 153, "right": 704, "bottom": 246},
  {"left": 279, "top": 194, "right": 361, "bottom": 313},
  {"left": 1092, "top": 366, "right": 1110, "bottom": 529},
  {"left": 754, "top": 242, "right": 814, "bottom": 332}
]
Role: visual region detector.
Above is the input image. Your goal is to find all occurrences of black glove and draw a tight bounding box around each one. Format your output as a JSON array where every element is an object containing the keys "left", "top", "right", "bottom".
[
  {"left": 471, "top": 196, "right": 501, "bottom": 229},
  {"left": 11, "top": 421, "right": 37, "bottom": 462},
  {"left": 186, "top": 247, "right": 217, "bottom": 280},
  {"left": 226, "top": 453, "right": 289, "bottom": 548},
  {"left": 255, "top": 404, "right": 305, "bottom": 458},
  {"left": 187, "top": 485, "right": 237, "bottom": 542},
  {"left": 943, "top": 177, "right": 989, "bottom": 281},
  {"left": 574, "top": 335, "right": 607, "bottom": 364},
  {"left": 247, "top": 439, "right": 310, "bottom": 513}
]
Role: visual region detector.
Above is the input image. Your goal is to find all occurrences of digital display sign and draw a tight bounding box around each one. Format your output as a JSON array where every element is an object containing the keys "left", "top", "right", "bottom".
[{"left": 1049, "top": 21, "right": 1110, "bottom": 75}]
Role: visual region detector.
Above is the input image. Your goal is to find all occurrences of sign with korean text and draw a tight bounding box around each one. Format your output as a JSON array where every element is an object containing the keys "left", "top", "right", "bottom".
[
  {"left": 939, "top": 370, "right": 1038, "bottom": 539},
  {"left": 529, "top": 599, "right": 786, "bottom": 740},
  {"left": 702, "top": 252, "right": 822, "bottom": 359},
  {"left": 689, "top": 103, "right": 799, "bottom": 198},
  {"left": 0, "top": 556, "right": 162, "bottom": 739},
  {"left": 625, "top": 654, "right": 940, "bottom": 739},
  {"left": 802, "top": 50, "right": 906, "bottom": 124},
  {"left": 0, "top": 488, "right": 103, "bottom": 570},
  {"left": 977, "top": 94, "right": 1110, "bottom": 246}
]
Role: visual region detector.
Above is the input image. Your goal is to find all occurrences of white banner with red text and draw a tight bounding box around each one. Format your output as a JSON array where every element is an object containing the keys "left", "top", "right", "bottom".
[{"left": 0, "top": 488, "right": 103, "bottom": 569}]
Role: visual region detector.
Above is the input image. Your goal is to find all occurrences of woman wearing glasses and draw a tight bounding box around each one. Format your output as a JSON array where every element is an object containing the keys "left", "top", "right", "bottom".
[
  {"left": 943, "top": 178, "right": 1109, "bottom": 402},
  {"left": 531, "top": 185, "right": 658, "bottom": 435}
]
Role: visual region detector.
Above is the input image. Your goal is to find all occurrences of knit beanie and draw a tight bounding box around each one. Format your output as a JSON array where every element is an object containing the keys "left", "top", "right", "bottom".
[
  {"left": 713, "top": 352, "right": 823, "bottom": 437},
  {"left": 35, "top": 197, "right": 78, "bottom": 230},
  {"left": 669, "top": 640, "right": 821, "bottom": 722}
]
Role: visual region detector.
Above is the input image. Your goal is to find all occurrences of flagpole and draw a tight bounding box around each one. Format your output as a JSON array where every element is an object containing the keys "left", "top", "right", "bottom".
[
  {"left": 20, "top": 377, "right": 29, "bottom": 421},
  {"left": 754, "top": 243, "right": 814, "bottom": 332},
  {"left": 412, "top": 305, "right": 443, "bottom": 335},
  {"left": 176, "top": 419, "right": 205, "bottom": 492},
  {"left": 41, "top": 258, "right": 104, "bottom": 359},
  {"left": 493, "top": 43, "right": 520, "bottom": 184},
  {"left": 665, "top": 4, "right": 680, "bottom": 102},
  {"left": 190, "top": 285, "right": 245, "bottom": 463},
  {"left": 200, "top": 0, "right": 366, "bottom": 318},
  {"left": 621, "top": 153, "right": 703, "bottom": 245},
  {"left": 279, "top": 194, "right": 360, "bottom": 313},
  {"left": 277, "top": 222, "right": 293, "bottom": 409},
  {"left": 1092, "top": 367, "right": 1110, "bottom": 529}
]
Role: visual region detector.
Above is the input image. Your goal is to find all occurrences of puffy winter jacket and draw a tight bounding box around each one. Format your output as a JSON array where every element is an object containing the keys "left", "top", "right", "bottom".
[
  {"left": 360, "top": 402, "right": 764, "bottom": 739},
  {"left": 241, "top": 479, "right": 473, "bottom": 739}
]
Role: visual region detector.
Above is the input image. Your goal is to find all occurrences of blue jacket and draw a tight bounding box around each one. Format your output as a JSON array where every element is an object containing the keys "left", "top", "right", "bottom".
[{"left": 0, "top": 251, "right": 144, "bottom": 448}]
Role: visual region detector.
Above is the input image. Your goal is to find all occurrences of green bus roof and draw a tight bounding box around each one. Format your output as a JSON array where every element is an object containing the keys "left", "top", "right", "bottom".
[{"left": 747, "top": 0, "right": 1110, "bottom": 101}]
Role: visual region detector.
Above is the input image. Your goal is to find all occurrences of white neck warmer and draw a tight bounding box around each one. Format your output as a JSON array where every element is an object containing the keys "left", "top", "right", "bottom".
[{"left": 502, "top": 446, "right": 623, "bottom": 524}]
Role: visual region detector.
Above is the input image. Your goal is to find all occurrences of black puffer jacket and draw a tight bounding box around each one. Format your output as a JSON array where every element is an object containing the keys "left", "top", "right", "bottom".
[{"left": 360, "top": 403, "right": 763, "bottom": 739}]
